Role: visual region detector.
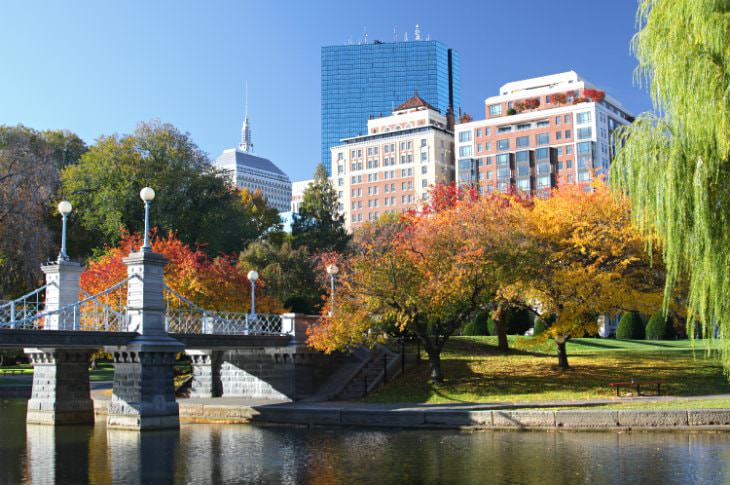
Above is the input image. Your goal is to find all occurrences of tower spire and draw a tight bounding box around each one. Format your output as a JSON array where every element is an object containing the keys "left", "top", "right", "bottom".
[{"left": 240, "top": 82, "right": 253, "bottom": 152}]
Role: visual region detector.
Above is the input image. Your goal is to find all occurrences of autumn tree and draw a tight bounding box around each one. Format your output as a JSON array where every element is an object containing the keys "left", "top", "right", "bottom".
[
  {"left": 308, "top": 194, "right": 536, "bottom": 382},
  {"left": 82, "top": 231, "right": 285, "bottom": 314},
  {"left": 517, "top": 184, "right": 669, "bottom": 368},
  {"left": 0, "top": 126, "right": 59, "bottom": 297},
  {"left": 611, "top": 0, "right": 730, "bottom": 369}
]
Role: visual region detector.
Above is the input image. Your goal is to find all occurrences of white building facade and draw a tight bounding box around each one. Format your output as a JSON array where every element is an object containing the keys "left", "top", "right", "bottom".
[
  {"left": 214, "top": 115, "right": 292, "bottom": 212},
  {"left": 454, "top": 71, "right": 633, "bottom": 195},
  {"left": 330, "top": 95, "right": 455, "bottom": 232}
]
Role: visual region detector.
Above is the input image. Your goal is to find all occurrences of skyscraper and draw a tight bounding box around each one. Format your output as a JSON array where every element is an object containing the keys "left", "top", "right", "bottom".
[{"left": 321, "top": 29, "right": 460, "bottom": 174}]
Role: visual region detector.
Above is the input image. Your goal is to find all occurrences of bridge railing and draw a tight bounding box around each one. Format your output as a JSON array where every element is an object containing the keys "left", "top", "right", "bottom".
[
  {"left": 1, "top": 276, "right": 136, "bottom": 331},
  {"left": 0, "top": 283, "right": 53, "bottom": 328},
  {"left": 163, "top": 283, "right": 283, "bottom": 335}
]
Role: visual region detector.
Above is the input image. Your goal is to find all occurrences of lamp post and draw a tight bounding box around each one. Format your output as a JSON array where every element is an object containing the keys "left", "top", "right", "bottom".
[
  {"left": 247, "top": 270, "right": 259, "bottom": 317},
  {"left": 326, "top": 264, "right": 339, "bottom": 314},
  {"left": 139, "top": 187, "right": 155, "bottom": 253},
  {"left": 57, "top": 201, "right": 73, "bottom": 262}
]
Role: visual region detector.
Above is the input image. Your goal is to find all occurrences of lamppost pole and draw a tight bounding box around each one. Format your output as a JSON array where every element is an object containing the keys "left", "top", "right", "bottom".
[
  {"left": 139, "top": 187, "right": 155, "bottom": 253},
  {"left": 247, "top": 270, "right": 259, "bottom": 317},
  {"left": 57, "top": 201, "right": 72, "bottom": 262},
  {"left": 326, "top": 264, "right": 339, "bottom": 315}
]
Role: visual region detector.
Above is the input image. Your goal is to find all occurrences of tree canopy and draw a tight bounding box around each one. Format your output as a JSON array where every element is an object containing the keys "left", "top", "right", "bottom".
[
  {"left": 291, "top": 164, "right": 350, "bottom": 253},
  {"left": 61, "top": 120, "right": 278, "bottom": 256},
  {"left": 611, "top": 0, "right": 730, "bottom": 368}
]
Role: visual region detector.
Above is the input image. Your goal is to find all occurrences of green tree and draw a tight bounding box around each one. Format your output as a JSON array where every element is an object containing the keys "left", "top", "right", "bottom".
[
  {"left": 611, "top": 0, "right": 730, "bottom": 365},
  {"left": 291, "top": 164, "right": 350, "bottom": 253},
  {"left": 61, "top": 120, "right": 274, "bottom": 256},
  {"left": 238, "top": 239, "right": 322, "bottom": 314},
  {"left": 42, "top": 129, "right": 88, "bottom": 168}
]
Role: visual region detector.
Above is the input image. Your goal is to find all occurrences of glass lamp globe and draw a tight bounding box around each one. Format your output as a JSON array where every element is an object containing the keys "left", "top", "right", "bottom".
[
  {"left": 247, "top": 270, "right": 259, "bottom": 282},
  {"left": 140, "top": 187, "right": 155, "bottom": 202},
  {"left": 57, "top": 200, "right": 72, "bottom": 216},
  {"left": 326, "top": 264, "right": 339, "bottom": 275}
]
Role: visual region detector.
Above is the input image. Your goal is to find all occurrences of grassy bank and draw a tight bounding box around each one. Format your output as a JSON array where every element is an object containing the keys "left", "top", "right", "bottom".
[{"left": 366, "top": 337, "right": 730, "bottom": 404}]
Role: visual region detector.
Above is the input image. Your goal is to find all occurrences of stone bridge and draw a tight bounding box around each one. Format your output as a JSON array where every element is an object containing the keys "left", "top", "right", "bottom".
[{"left": 0, "top": 250, "right": 336, "bottom": 431}]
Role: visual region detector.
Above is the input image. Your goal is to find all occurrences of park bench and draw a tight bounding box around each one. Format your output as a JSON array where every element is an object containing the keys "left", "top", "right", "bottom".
[
  {"left": 608, "top": 380, "right": 665, "bottom": 397},
  {"left": 0, "top": 369, "right": 25, "bottom": 376}
]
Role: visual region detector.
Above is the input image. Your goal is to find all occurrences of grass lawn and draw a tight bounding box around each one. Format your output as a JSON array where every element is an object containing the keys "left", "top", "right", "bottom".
[{"left": 365, "top": 337, "right": 730, "bottom": 404}]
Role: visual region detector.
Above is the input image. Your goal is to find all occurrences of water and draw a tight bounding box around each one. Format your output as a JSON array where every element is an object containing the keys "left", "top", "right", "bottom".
[{"left": 1, "top": 399, "right": 730, "bottom": 485}]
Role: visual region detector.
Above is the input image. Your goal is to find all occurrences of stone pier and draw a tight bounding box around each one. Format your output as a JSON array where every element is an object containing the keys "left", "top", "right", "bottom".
[
  {"left": 25, "top": 260, "right": 94, "bottom": 425},
  {"left": 25, "top": 348, "right": 94, "bottom": 424},
  {"left": 106, "top": 251, "right": 183, "bottom": 430}
]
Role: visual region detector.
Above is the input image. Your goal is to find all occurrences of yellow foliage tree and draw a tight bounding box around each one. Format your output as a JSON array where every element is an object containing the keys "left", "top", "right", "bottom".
[{"left": 516, "top": 183, "right": 671, "bottom": 368}]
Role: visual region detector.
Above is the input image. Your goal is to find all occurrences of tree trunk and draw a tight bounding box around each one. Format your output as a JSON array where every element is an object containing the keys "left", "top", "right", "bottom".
[
  {"left": 493, "top": 305, "right": 509, "bottom": 352},
  {"left": 427, "top": 350, "right": 443, "bottom": 383},
  {"left": 556, "top": 341, "right": 569, "bottom": 369}
]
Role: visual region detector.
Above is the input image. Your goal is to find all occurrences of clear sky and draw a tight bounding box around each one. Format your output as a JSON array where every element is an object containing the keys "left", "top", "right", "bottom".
[{"left": 0, "top": 1, "right": 649, "bottom": 182}]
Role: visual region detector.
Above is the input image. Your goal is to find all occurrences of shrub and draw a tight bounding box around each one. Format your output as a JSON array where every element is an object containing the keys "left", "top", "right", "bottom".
[
  {"left": 487, "top": 318, "right": 497, "bottom": 336},
  {"left": 616, "top": 312, "right": 645, "bottom": 339},
  {"left": 507, "top": 108, "right": 517, "bottom": 115},
  {"left": 463, "top": 313, "right": 489, "bottom": 336},
  {"left": 645, "top": 312, "right": 676, "bottom": 340},
  {"left": 533, "top": 318, "right": 549, "bottom": 336}
]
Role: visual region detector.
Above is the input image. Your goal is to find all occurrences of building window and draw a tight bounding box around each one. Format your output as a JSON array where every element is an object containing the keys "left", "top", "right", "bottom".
[
  {"left": 421, "top": 139, "right": 427, "bottom": 147},
  {"left": 566, "top": 145, "right": 573, "bottom": 155},
  {"left": 536, "top": 120, "right": 549, "bottom": 127},
  {"left": 421, "top": 165, "right": 427, "bottom": 174},
  {"left": 489, "top": 104, "right": 502, "bottom": 116},
  {"left": 516, "top": 150, "right": 530, "bottom": 163},
  {"left": 536, "top": 133, "right": 549, "bottom": 146},
  {"left": 497, "top": 139, "right": 510, "bottom": 151},
  {"left": 576, "top": 111, "right": 592, "bottom": 124},
  {"left": 555, "top": 116, "right": 561, "bottom": 125},
  {"left": 496, "top": 153, "right": 510, "bottom": 166},
  {"left": 517, "top": 165, "right": 529, "bottom": 177},
  {"left": 567, "top": 159, "right": 573, "bottom": 168},
  {"left": 338, "top": 178, "right": 343, "bottom": 186},
  {"left": 577, "top": 127, "right": 592, "bottom": 140},
  {"left": 422, "top": 180, "right": 428, "bottom": 188},
  {"left": 459, "top": 146, "right": 472, "bottom": 157},
  {"left": 577, "top": 141, "right": 592, "bottom": 153},
  {"left": 485, "top": 142, "right": 491, "bottom": 151},
  {"left": 516, "top": 136, "right": 529, "bottom": 148},
  {"left": 564, "top": 114, "right": 571, "bottom": 124},
  {"left": 517, "top": 123, "right": 531, "bottom": 131},
  {"left": 458, "top": 131, "right": 471, "bottom": 142},
  {"left": 536, "top": 147, "right": 550, "bottom": 160},
  {"left": 477, "top": 143, "right": 482, "bottom": 152},
  {"left": 555, "top": 131, "right": 562, "bottom": 140},
  {"left": 565, "top": 130, "right": 571, "bottom": 139},
  {"left": 477, "top": 128, "right": 482, "bottom": 137},
  {"left": 497, "top": 125, "right": 512, "bottom": 133}
]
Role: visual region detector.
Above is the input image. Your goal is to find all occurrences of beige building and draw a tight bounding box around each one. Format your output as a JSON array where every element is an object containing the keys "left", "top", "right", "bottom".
[{"left": 330, "top": 95, "right": 455, "bottom": 231}]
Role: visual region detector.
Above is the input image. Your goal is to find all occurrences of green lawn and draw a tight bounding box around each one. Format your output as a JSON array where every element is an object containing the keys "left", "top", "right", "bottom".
[{"left": 366, "top": 337, "right": 730, "bottom": 404}]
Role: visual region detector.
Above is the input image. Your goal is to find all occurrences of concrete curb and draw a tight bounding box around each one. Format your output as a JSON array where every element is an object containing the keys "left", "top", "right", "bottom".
[{"left": 90, "top": 399, "right": 730, "bottom": 431}]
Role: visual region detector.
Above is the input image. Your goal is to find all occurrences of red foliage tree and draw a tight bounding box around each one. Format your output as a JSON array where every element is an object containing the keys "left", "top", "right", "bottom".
[{"left": 583, "top": 89, "right": 606, "bottom": 102}]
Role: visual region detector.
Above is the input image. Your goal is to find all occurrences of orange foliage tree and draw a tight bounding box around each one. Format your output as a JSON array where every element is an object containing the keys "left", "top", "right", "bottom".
[
  {"left": 81, "top": 230, "right": 285, "bottom": 314},
  {"left": 307, "top": 194, "right": 538, "bottom": 382},
  {"left": 514, "top": 182, "right": 671, "bottom": 368}
]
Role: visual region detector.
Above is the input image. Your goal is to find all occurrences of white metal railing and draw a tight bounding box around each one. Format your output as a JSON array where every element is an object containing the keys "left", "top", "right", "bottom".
[
  {"left": 1, "top": 276, "right": 136, "bottom": 331},
  {"left": 0, "top": 283, "right": 54, "bottom": 327},
  {"left": 164, "top": 283, "right": 283, "bottom": 335}
]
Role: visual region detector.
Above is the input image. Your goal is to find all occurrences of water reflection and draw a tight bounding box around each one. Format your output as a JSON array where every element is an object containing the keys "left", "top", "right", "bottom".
[{"left": 3, "top": 399, "right": 730, "bottom": 485}]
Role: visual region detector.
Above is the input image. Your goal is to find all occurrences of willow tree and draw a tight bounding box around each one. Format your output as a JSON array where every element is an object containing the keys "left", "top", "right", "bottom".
[{"left": 612, "top": 0, "right": 730, "bottom": 367}]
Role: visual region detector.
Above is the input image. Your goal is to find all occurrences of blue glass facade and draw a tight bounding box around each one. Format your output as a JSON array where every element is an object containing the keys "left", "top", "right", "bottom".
[{"left": 321, "top": 40, "right": 461, "bottom": 174}]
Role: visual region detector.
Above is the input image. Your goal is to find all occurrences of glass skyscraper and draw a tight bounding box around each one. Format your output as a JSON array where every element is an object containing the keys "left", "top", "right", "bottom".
[{"left": 321, "top": 39, "right": 461, "bottom": 174}]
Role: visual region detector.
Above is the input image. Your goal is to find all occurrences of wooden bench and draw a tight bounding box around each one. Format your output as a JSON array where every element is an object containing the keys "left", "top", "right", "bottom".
[{"left": 608, "top": 380, "right": 665, "bottom": 397}]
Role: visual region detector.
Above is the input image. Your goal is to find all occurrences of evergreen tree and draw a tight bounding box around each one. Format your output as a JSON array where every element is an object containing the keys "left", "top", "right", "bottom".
[
  {"left": 291, "top": 164, "right": 350, "bottom": 253},
  {"left": 612, "top": 0, "right": 730, "bottom": 366}
]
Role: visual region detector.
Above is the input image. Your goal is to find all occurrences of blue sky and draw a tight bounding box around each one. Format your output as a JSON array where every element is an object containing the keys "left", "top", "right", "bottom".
[{"left": 0, "top": 1, "right": 649, "bottom": 181}]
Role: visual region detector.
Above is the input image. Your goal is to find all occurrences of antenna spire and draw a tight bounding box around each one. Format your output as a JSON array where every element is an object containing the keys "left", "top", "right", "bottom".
[
  {"left": 415, "top": 24, "right": 421, "bottom": 41},
  {"left": 240, "top": 82, "right": 253, "bottom": 153}
]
